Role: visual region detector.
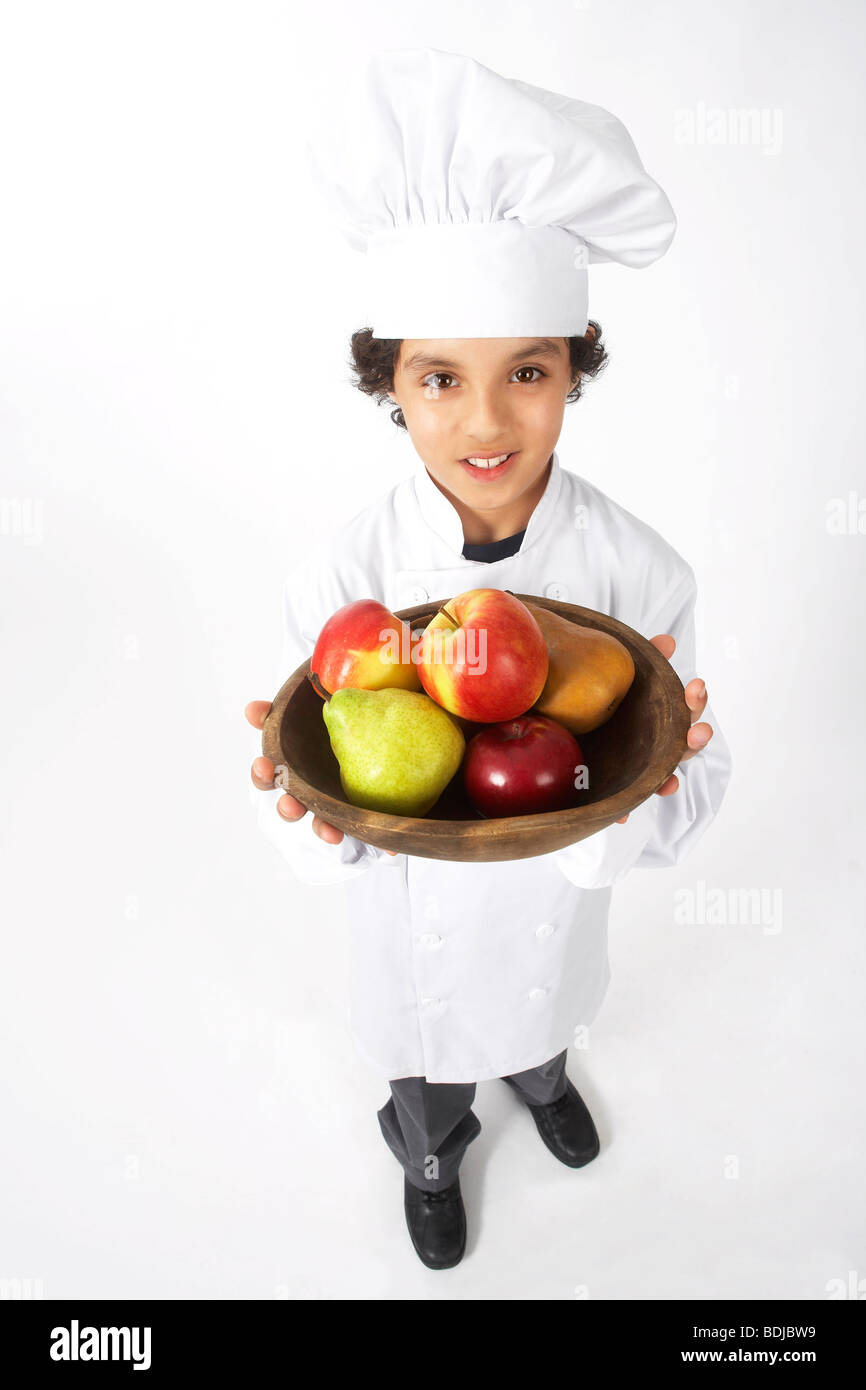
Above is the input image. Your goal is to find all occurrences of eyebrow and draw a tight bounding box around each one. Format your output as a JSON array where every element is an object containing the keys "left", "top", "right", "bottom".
[{"left": 400, "top": 338, "right": 565, "bottom": 374}]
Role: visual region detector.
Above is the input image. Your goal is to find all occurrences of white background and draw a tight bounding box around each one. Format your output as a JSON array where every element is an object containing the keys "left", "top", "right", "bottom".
[{"left": 1, "top": 0, "right": 864, "bottom": 1300}]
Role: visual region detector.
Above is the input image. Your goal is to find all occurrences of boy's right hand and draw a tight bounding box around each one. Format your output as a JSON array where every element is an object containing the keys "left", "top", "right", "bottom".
[{"left": 245, "top": 700, "right": 397, "bottom": 855}]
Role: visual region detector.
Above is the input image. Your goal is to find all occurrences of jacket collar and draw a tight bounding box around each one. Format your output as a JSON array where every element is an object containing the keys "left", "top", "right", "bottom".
[{"left": 412, "top": 450, "right": 564, "bottom": 559}]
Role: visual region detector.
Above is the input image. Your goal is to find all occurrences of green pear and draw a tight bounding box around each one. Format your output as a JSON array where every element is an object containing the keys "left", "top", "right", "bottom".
[{"left": 322, "top": 687, "right": 465, "bottom": 817}]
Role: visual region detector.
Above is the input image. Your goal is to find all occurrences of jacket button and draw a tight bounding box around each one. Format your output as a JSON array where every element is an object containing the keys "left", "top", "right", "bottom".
[
  {"left": 404, "top": 585, "right": 428, "bottom": 604},
  {"left": 529, "top": 987, "right": 548, "bottom": 1001},
  {"left": 418, "top": 933, "right": 443, "bottom": 949},
  {"left": 535, "top": 922, "right": 556, "bottom": 939},
  {"left": 420, "top": 996, "right": 445, "bottom": 1010},
  {"left": 544, "top": 582, "right": 569, "bottom": 601}
]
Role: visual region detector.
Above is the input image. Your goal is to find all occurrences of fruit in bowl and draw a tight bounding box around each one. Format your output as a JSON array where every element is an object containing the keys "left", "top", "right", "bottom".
[
  {"left": 322, "top": 686, "right": 465, "bottom": 817},
  {"left": 463, "top": 714, "right": 586, "bottom": 818},
  {"left": 263, "top": 591, "right": 690, "bottom": 862},
  {"left": 416, "top": 587, "right": 548, "bottom": 722},
  {"left": 520, "top": 596, "right": 635, "bottom": 734},
  {"left": 310, "top": 598, "right": 421, "bottom": 697}
]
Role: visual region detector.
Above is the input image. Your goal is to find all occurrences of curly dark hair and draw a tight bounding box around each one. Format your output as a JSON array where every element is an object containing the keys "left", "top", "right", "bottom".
[{"left": 347, "top": 321, "right": 609, "bottom": 429}]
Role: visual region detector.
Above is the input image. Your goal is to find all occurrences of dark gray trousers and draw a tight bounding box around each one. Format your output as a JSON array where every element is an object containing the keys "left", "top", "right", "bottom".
[{"left": 377, "top": 1048, "right": 569, "bottom": 1192}]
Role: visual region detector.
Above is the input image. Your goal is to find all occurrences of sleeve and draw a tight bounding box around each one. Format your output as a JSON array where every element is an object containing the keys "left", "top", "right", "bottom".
[
  {"left": 551, "top": 564, "right": 733, "bottom": 891},
  {"left": 249, "top": 566, "right": 391, "bottom": 886}
]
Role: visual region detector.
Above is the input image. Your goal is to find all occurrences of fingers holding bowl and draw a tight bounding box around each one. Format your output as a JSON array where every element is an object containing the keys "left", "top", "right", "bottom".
[
  {"left": 274, "top": 794, "right": 349, "bottom": 850},
  {"left": 245, "top": 700, "right": 273, "bottom": 730}
]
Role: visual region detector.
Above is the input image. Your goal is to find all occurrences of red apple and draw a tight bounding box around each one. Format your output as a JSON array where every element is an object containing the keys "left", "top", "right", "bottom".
[
  {"left": 417, "top": 588, "right": 548, "bottom": 722},
  {"left": 310, "top": 599, "right": 422, "bottom": 697},
  {"left": 463, "top": 714, "right": 586, "bottom": 818}
]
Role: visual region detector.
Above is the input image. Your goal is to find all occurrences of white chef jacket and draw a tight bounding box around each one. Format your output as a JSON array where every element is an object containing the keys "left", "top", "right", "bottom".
[{"left": 249, "top": 450, "right": 732, "bottom": 1083}]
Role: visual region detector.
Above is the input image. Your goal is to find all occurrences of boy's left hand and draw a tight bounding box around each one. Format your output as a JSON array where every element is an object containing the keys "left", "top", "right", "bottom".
[{"left": 615, "top": 633, "right": 713, "bottom": 824}]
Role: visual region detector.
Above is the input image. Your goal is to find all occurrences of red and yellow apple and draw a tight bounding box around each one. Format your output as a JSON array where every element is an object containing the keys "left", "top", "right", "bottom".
[
  {"left": 416, "top": 587, "right": 548, "bottom": 722},
  {"left": 310, "top": 598, "right": 422, "bottom": 697}
]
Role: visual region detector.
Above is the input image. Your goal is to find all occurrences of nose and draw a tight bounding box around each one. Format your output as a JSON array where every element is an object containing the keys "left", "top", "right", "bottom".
[{"left": 460, "top": 383, "right": 512, "bottom": 448}]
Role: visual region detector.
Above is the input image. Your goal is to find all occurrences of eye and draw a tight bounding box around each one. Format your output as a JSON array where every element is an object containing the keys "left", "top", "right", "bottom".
[
  {"left": 512, "top": 366, "right": 545, "bottom": 383},
  {"left": 421, "top": 372, "right": 456, "bottom": 392}
]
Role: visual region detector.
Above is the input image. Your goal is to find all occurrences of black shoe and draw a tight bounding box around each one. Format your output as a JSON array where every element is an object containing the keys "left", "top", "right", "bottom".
[
  {"left": 403, "top": 1175, "right": 467, "bottom": 1269},
  {"left": 516, "top": 1077, "right": 600, "bottom": 1168}
]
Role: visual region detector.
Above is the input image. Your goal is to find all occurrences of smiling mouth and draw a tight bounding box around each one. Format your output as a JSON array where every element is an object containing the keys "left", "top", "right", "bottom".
[{"left": 461, "top": 452, "right": 517, "bottom": 470}]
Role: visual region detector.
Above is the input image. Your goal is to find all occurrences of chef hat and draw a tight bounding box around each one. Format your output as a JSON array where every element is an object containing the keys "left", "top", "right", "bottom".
[{"left": 303, "top": 47, "right": 676, "bottom": 339}]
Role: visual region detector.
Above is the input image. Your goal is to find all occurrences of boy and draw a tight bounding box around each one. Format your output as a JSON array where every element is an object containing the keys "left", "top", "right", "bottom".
[{"left": 246, "top": 49, "right": 732, "bottom": 1270}]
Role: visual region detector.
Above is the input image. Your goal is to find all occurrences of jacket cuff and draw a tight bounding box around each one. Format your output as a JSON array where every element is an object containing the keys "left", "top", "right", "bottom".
[
  {"left": 550, "top": 794, "right": 659, "bottom": 889},
  {"left": 248, "top": 778, "right": 387, "bottom": 885}
]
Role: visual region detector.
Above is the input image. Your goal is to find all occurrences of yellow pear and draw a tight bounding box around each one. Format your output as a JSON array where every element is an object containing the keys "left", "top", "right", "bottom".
[{"left": 522, "top": 599, "right": 635, "bottom": 735}]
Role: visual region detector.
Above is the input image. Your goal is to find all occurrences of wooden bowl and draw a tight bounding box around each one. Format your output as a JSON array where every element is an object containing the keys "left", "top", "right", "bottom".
[{"left": 262, "top": 593, "right": 690, "bottom": 863}]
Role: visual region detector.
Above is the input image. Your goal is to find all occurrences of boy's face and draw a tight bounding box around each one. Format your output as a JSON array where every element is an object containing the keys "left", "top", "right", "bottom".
[{"left": 387, "top": 336, "right": 581, "bottom": 526}]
